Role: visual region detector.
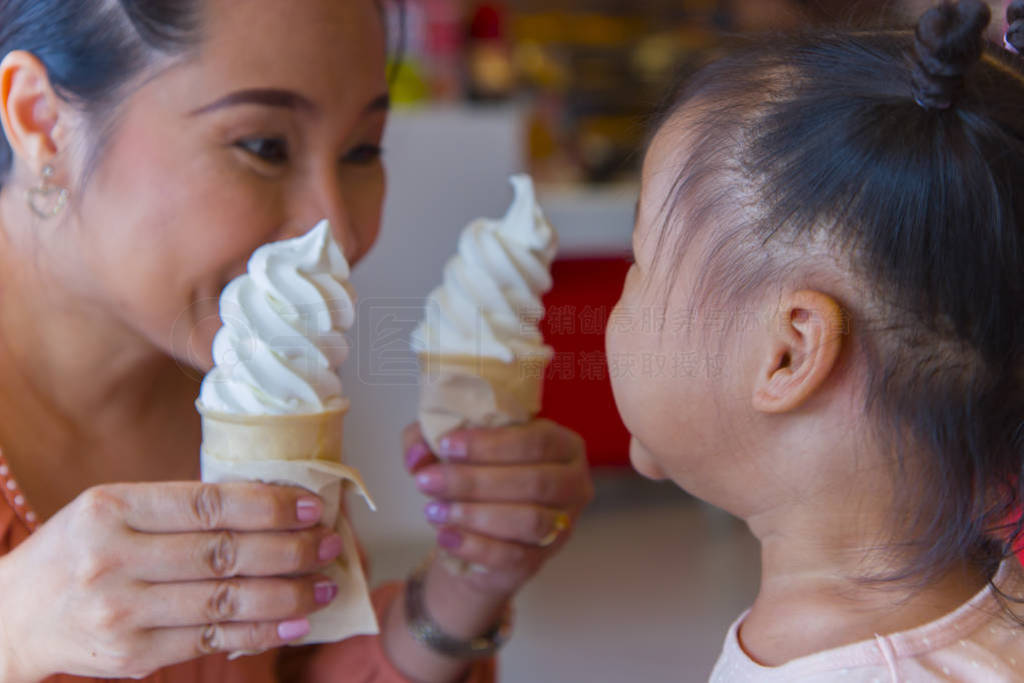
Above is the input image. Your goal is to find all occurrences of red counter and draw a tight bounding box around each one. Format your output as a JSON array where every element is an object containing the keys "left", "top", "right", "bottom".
[{"left": 539, "top": 256, "right": 632, "bottom": 468}]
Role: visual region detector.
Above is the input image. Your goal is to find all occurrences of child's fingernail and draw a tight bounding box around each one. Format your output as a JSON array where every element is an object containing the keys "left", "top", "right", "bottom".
[
  {"left": 296, "top": 498, "right": 322, "bottom": 523},
  {"left": 424, "top": 502, "right": 451, "bottom": 524},
  {"left": 405, "top": 442, "right": 431, "bottom": 471},
  {"left": 438, "top": 528, "right": 463, "bottom": 550},
  {"left": 278, "top": 618, "right": 311, "bottom": 641},
  {"left": 314, "top": 581, "right": 338, "bottom": 604},
  {"left": 439, "top": 436, "right": 468, "bottom": 459},
  {"left": 415, "top": 470, "right": 444, "bottom": 494}
]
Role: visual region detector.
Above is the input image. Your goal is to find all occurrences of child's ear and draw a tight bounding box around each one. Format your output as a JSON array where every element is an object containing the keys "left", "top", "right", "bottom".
[
  {"left": 751, "top": 290, "right": 846, "bottom": 414},
  {"left": 0, "top": 50, "right": 63, "bottom": 173}
]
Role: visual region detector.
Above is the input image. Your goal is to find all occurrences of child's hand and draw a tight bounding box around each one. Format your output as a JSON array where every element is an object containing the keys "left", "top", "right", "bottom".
[{"left": 403, "top": 419, "right": 594, "bottom": 596}]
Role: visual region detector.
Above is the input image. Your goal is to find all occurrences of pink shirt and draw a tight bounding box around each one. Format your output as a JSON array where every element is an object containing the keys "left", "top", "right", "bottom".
[{"left": 711, "top": 560, "right": 1024, "bottom": 682}]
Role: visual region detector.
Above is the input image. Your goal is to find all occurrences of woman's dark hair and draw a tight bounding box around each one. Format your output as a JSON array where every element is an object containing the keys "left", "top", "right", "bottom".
[
  {"left": 0, "top": 1, "right": 399, "bottom": 191},
  {"left": 653, "top": 0, "right": 1024, "bottom": 587},
  {"left": 0, "top": 0, "right": 202, "bottom": 187}
]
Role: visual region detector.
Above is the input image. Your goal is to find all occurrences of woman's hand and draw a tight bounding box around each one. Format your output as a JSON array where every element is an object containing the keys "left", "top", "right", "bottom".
[
  {"left": 370, "top": 420, "right": 593, "bottom": 683},
  {"left": 404, "top": 419, "right": 594, "bottom": 597},
  {"left": 0, "top": 481, "right": 344, "bottom": 681}
]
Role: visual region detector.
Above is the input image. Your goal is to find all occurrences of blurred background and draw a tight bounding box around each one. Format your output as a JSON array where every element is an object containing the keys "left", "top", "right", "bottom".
[
  {"left": 340, "top": 1, "right": 1011, "bottom": 681},
  {"left": 384, "top": 0, "right": 917, "bottom": 186}
]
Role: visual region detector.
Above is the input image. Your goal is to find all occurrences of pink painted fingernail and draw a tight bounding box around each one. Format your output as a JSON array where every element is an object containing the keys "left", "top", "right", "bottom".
[
  {"left": 424, "top": 502, "right": 451, "bottom": 524},
  {"left": 278, "top": 618, "right": 311, "bottom": 641},
  {"left": 439, "top": 436, "right": 468, "bottom": 459},
  {"left": 438, "top": 528, "right": 463, "bottom": 550},
  {"left": 314, "top": 581, "right": 338, "bottom": 604},
  {"left": 405, "top": 442, "right": 432, "bottom": 471},
  {"left": 297, "top": 498, "right": 322, "bottom": 523},
  {"left": 415, "top": 470, "right": 444, "bottom": 494},
  {"left": 318, "top": 533, "right": 344, "bottom": 562}
]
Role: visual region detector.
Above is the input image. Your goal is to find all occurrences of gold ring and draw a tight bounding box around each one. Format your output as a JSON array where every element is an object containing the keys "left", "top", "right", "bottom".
[{"left": 539, "top": 512, "right": 570, "bottom": 547}]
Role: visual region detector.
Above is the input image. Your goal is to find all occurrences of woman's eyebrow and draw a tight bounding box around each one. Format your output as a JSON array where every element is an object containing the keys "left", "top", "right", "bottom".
[
  {"left": 188, "top": 89, "right": 391, "bottom": 117},
  {"left": 189, "top": 88, "right": 316, "bottom": 116}
]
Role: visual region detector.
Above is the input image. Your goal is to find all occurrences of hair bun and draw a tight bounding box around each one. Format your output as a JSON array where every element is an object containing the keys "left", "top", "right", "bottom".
[
  {"left": 912, "top": 0, "right": 991, "bottom": 110},
  {"left": 1007, "top": 0, "right": 1024, "bottom": 54}
]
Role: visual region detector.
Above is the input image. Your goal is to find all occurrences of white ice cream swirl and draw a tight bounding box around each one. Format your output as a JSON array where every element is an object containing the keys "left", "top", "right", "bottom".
[
  {"left": 412, "top": 174, "right": 558, "bottom": 362},
  {"left": 199, "top": 220, "right": 355, "bottom": 414}
]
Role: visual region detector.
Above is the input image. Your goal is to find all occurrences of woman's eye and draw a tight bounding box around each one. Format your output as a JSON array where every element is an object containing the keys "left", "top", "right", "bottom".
[
  {"left": 343, "top": 144, "right": 383, "bottom": 165},
  {"left": 235, "top": 137, "right": 289, "bottom": 165}
]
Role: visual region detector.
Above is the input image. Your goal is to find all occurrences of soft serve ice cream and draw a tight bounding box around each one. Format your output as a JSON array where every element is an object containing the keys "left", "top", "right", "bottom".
[
  {"left": 411, "top": 174, "right": 558, "bottom": 362},
  {"left": 412, "top": 174, "right": 560, "bottom": 454},
  {"left": 199, "top": 219, "right": 355, "bottom": 414},
  {"left": 196, "top": 219, "right": 378, "bottom": 650}
]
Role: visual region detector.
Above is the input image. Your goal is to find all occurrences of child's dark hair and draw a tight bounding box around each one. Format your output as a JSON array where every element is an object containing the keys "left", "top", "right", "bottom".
[{"left": 654, "top": 0, "right": 1024, "bottom": 587}]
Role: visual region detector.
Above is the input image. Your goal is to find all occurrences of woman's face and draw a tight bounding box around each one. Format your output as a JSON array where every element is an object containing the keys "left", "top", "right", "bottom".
[{"left": 57, "top": 0, "right": 388, "bottom": 370}]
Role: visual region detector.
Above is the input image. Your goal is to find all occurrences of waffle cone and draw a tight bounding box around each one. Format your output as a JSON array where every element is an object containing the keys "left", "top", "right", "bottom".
[
  {"left": 196, "top": 399, "right": 349, "bottom": 463},
  {"left": 416, "top": 352, "right": 550, "bottom": 453}
]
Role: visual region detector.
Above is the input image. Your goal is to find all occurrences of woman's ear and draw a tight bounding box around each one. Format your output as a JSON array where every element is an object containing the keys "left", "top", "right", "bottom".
[
  {"left": 751, "top": 289, "right": 846, "bottom": 414},
  {"left": 0, "top": 50, "right": 62, "bottom": 173}
]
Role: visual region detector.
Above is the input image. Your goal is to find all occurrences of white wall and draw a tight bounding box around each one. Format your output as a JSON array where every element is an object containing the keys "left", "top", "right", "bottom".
[{"left": 342, "top": 105, "right": 526, "bottom": 546}]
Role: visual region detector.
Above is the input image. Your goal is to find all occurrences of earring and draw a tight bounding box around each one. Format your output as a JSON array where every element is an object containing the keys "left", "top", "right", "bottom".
[
  {"left": 1005, "top": 33, "right": 1021, "bottom": 56},
  {"left": 26, "top": 165, "right": 69, "bottom": 219}
]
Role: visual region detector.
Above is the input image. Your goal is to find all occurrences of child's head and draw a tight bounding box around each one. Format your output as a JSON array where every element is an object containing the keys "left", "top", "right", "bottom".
[{"left": 608, "top": 0, "right": 1024, "bottom": 581}]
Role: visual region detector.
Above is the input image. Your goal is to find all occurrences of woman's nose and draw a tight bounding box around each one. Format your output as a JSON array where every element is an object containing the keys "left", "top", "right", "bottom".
[
  {"left": 328, "top": 219, "right": 362, "bottom": 265},
  {"left": 292, "top": 175, "right": 360, "bottom": 262}
]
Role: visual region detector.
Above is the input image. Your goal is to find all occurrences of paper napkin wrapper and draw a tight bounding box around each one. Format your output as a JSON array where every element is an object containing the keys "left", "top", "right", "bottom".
[
  {"left": 416, "top": 352, "right": 551, "bottom": 576},
  {"left": 196, "top": 399, "right": 378, "bottom": 658},
  {"left": 416, "top": 352, "right": 551, "bottom": 454}
]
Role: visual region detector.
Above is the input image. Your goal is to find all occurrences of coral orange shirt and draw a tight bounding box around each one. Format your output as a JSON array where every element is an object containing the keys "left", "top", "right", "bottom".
[{"left": 0, "top": 458, "right": 495, "bottom": 683}]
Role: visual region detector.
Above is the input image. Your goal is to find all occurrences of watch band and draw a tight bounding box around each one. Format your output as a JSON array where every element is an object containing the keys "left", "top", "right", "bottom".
[{"left": 403, "top": 562, "right": 512, "bottom": 659}]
